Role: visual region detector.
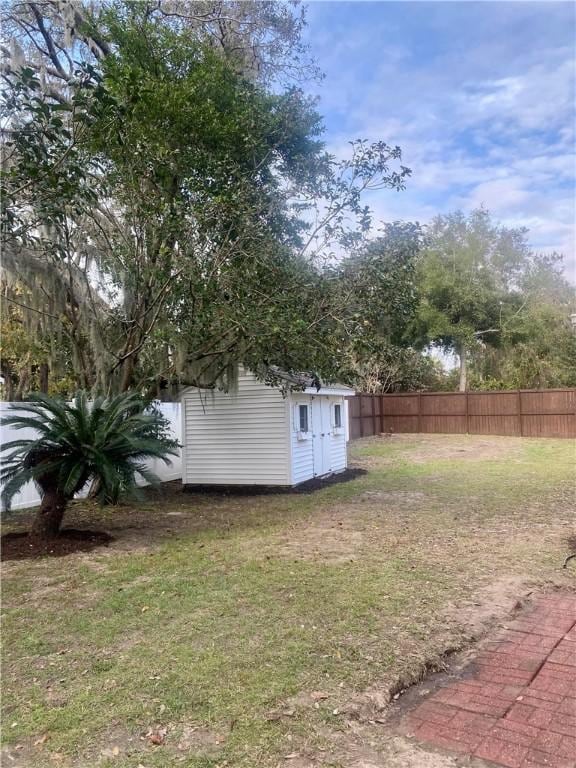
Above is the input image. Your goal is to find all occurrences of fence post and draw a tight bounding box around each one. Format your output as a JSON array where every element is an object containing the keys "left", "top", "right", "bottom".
[
  {"left": 359, "top": 395, "right": 364, "bottom": 438},
  {"left": 380, "top": 394, "right": 384, "bottom": 434},
  {"left": 465, "top": 391, "right": 470, "bottom": 435},
  {"left": 371, "top": 394, "right": 377, "bottom": 436},
  {"left": 517, "top": 390, "right": 523, "bottom": 436}
]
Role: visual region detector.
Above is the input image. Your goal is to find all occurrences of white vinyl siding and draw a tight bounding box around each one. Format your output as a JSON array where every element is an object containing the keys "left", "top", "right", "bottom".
[
  {"left": 329, "top": 399, "right": 348, "bottom": 473},
  {"left": 182, "top": 371, "right": 290, "bottom": 485},
  {"left": 181, "top": 371, "right": 353, "bottom": 488},
  {"left": 290, "top": 395, "right": 314, "bottom": 484},
  {"left": 288, "top": 394, "right": 348, "bottom": 483}
]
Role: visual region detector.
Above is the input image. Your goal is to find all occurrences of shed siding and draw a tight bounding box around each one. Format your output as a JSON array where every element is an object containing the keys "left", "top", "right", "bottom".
[
  {"left": 329, "top": 397, "right": 348, "bottom": 472},
  {"left": 289, "top": 394, "right": 315, "bottom": 485},
  {"left": 182, "top": 372, "right": 290, "bottom": 485},
  {"left": 289, "top": 394, "right": 348, "bottom": 484}
]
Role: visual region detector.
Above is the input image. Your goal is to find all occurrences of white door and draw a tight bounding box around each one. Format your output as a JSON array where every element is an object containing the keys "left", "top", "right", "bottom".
[{"left": 311, "top": 397, "right": 332, "bottom": 476}]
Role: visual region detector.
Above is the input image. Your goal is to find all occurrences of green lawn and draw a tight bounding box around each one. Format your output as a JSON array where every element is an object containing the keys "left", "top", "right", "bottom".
[{"left": 2, "top": 434, "right": 575, "bottom": 767}]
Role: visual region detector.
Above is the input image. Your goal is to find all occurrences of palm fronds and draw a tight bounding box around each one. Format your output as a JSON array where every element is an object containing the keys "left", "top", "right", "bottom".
[{"left": 1, "top": 392, "right": 179, "bottom": 512}]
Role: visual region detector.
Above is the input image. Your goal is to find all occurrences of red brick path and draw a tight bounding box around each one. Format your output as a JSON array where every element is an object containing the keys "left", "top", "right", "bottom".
[{"left": 404, "top": 593, "right": 576, "bottom": 768}]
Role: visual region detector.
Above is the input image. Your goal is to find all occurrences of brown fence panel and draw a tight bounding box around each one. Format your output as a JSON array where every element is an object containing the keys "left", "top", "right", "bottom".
[
  {"left": 381, "top": 394, "right": 420, "bottom": 415},
  {"left": 351, "top": 394, "right": 381, "bottom": 438},
  {"left": 379, "top": 393, "right": 419, "bottom": 433},
  {"left": 360, "top": 394, "right": 374, "bottom": 417},
  {"left": 421, "top": 393, "right": 466, "bottom": 415},
  {"left": 348, "top": 388, "right": 576, "bottom": 440},
  {"left": 521, "top": 414, "right": 576, "bottom": 438},
  {"left": 520, "top": 389, "right": 576, "bottom": 415},
  {"left": 468, "top": 392, "right": 519, "bottom": 415},
  {"left": 382, "top": 415, "right": 420, "bottom": 433},
  {"left": 419, "top": 393, "right": 466, "bottom": 434},
  {"left": 420, "top": 415, "right": 468, "bottom": 434},
  {"left": 520, "top": 390, "right": 576, "bottom": 438},
  {"left": 468, "top": 415, "right": 521, "bottom": 436},
  {"left": 467, "top": 391, "right": 521, "bottom": 436},
  {"left": 347, "top": 396, "right": 362, "bottom": 440}
]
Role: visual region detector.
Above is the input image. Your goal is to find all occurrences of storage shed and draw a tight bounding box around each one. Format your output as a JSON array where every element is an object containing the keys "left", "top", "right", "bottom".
[{"left": 181, "top": 369, "right": 354, "bottom": 488}]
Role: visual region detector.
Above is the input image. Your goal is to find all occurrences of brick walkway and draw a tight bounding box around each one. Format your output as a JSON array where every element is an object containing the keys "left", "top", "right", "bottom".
[{"left": 403, "top": 593, "right": 576, "bottom": 768}]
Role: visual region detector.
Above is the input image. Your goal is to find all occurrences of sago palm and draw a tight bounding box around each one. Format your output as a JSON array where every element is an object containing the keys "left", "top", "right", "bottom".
[{"left": 1, "top": 391, "right": 179, "bottom": 538}]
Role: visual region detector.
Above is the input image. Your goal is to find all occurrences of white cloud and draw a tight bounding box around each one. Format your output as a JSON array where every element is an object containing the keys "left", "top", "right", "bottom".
[
  {"left": 305, "top": 2, "right": 576, "bottom": 279},
  {"left": 454, "top": 56, "right": 575, "bottom": 136}
]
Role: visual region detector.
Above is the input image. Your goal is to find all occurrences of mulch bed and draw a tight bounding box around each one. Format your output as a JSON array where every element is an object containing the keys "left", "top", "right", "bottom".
[{"left": 1, "top": 529, "right": 114, "bottom": 561}]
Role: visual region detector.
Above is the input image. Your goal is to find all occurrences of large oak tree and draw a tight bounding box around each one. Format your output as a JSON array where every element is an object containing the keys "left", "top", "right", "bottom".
[{"left": 1, "top": 0, "right": 410, "bottom": 397}]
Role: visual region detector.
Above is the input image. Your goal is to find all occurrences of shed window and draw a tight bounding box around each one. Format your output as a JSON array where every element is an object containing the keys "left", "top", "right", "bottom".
[
  {"left": 298, "top": 404, "right": 309, "bottom": 432},
  {"left": 334, "top": 403, "right": 342, "bottom": 428}
]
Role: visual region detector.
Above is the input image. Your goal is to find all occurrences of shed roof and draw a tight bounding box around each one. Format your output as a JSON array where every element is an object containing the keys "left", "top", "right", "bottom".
[{"left": 264, "top": 366, "right": 355, "bottom": 396}]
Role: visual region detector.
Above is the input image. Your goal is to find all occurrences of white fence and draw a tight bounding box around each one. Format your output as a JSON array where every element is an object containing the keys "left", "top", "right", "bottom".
[{"left": 0, "top": 402, "right": 182, "bottom": 511}]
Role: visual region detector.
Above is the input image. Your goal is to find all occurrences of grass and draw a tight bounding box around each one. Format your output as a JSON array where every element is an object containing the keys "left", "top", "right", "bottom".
[{"left": 1, "top": 434, "right": 575, "bottom": 767}]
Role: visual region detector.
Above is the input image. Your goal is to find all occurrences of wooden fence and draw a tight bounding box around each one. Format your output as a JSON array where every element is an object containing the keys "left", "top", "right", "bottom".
[{"left": 347, "top": 389, "right": 576, "bottom": 440}]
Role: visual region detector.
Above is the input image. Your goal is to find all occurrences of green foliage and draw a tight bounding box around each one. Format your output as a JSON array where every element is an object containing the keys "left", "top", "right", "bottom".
[
  {"left": 412, "top": 208, "right": 575, "bottom": 391},
  {"left": 0, "top": 392, "right": 179, "bottom": 511},
  {"left": 470, "top": 256, "right": 576, "bottom": 389},
  {"left": 3, "top": 3, "right": 571, "bottom": 399},
  {"left": 414, "top": 208, "right": 529, "bottom": 355},
  {"left": 339, "top": 221, "right": 423, "bottom": 343},
  {"left": 1, "top": 62, "right": 105, "bottom": 245},
  {"left": 0, "top": 283, "right": 79, "bottom": 400},
  {"left": 1, "top": 1, "right": 410, "bottom": 398},
  {"left": 335, "top": 222, "right": 441, "bottom": 392}
]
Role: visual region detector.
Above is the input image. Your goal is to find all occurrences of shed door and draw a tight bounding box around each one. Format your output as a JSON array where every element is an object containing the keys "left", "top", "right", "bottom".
[{"left": 311, "top": 397, "right": 332, "bottom": 476}]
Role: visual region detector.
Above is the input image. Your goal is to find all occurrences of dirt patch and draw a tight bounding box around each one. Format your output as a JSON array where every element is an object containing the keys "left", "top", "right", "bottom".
[
  {"left": 407, "top": 435, "right": 522, "bottom": 464},
  {"left": 441, "top": 575, "right": 535, "bottom": 640},
  {"left": 1, "top": 529, "right": 113, "bottom": 561},
  {"left": 358, "top": 490, "right": 427, "bottom": 503},
  {"left": 270, "top": 521, "right": 365, "bottom": 563},
  {"left": 174, "top": 723, "right": 226, "bottom": 754},
  {"left": 332, "top": 735, "right": 460, "bottom": 768}
]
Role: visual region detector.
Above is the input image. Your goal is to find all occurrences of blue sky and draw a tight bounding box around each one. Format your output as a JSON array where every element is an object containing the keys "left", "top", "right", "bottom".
[{"left": 302, "top": 1, "right": 576, "bottom": 279}]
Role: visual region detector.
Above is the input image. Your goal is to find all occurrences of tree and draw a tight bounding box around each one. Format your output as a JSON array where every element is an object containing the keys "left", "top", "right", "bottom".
[
  {"left": 414, "top": 209, "right": 532, "bottom": 391},
  {"left": 0, "top": 280, "right": 79, "bottom": 399},
  {"left": 470, "top": 254, "right": 576, "bottom": 389},
  {"left": 0, "top": 391, "right": 179, "bottom": 538},
  {"left": 1, "top": 1, "right": 410, "bottom": 397},
  {"left": 335, "top": 222, "right": 441, "bottom": 392}
]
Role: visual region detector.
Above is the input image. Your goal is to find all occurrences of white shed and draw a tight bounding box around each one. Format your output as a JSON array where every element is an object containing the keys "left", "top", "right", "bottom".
[{"left": 181, "top": 369, "right": 354, "bottom": 488}]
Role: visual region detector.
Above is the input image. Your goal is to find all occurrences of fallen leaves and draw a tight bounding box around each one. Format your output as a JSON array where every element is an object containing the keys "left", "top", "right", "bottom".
[
  {"left": 266, "top": 708, "right": 295, "bottom": 721},
  {"left": 309, "top": 691, "right": 329, "bottom": 701},
  {"left": 145, "top": 726, "right": 167, "bottom": 746}
]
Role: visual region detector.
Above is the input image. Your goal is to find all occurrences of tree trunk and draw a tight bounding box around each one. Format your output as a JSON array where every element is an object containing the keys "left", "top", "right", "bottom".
[
  {"left": 30, "top": 490, "right": 67, "bottom": 538},
  {"left": 1, "top": 362, "right": 15, "bottom": 401},
  {"left": 458, "top": 345, "right": 468, "bottom": 392},
  {"left": 14, "top": 360, "right": 31, "bottom": 401},
  {"left": 119, "top": 354, "right": 136, "bottom": 392},
  {"left": 39, "top": 362, "right": 49, "bottom": 393}
]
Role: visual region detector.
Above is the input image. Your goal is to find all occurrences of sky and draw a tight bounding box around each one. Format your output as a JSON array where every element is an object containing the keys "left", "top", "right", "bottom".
[{"left": 301, "top": 0, "right": 576, "bottom": 281}]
